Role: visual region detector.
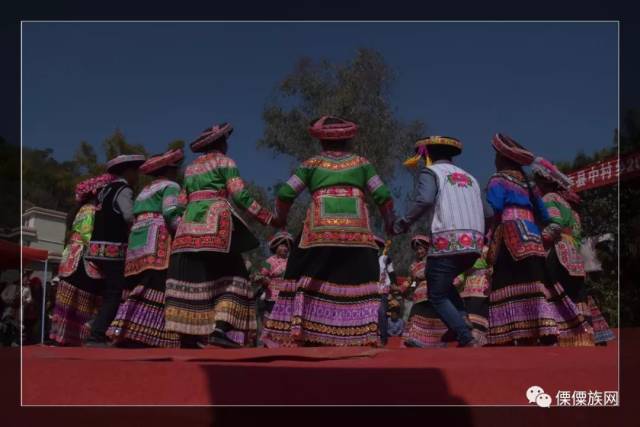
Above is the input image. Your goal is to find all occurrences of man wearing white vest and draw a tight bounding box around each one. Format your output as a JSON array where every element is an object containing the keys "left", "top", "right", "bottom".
[{"left": 393, "top": 136, "right": 485, "bottom": 347}]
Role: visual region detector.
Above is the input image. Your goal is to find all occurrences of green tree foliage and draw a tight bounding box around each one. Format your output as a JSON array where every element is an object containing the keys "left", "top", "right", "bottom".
[
  {"left": 74, "top": 141, "right": 104, "bottom": 176},
  {"left": 21, "top": 129, "right": 174, "bottom": 216},
  {"left": 103, "top": 128, "right": 147, "bottom": 159},
  {"left": 22, "top": 147, "right": 79, "bottom": 212}
]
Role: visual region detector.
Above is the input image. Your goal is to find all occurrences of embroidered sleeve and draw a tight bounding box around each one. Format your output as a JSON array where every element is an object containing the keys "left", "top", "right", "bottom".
[
  {"left": 74, "top": 205, "right": 95, "bottom": 245},
  {"left": 221, "top": 159, "right": 273, "bottom": 225},
  {"left": 532, "top": 187, "right": 551, "bottom": 224},
  {"left": 541, "top": 193, "right": 569, "bottom": 244},
  {"left": 363, "top": 161, "right": 395, "bottom": 233},
  {"left": 274, "top": 163, "right": 313, "bottom": 227},
  {"left": 162, "top": 183, "right": 184, "bottom": 233},
  {"left": 486, "top": 176, "right": 506, "bottom": 214},
  {"left": 363, "top": 162, "right": 392, "bottom": 206},
  {"left": 278, "top": 164, "right": 311, "bottom": 203}
]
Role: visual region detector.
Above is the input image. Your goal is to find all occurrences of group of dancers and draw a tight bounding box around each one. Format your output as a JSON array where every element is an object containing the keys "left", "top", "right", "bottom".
[{"left": 48, "top": 115, "right": 615, "bottom": 349}]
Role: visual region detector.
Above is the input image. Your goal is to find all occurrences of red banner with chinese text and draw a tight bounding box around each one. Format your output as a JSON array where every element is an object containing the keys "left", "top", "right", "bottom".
[{"left": 567, "top": 151, "right": 640, "bottom": 192}]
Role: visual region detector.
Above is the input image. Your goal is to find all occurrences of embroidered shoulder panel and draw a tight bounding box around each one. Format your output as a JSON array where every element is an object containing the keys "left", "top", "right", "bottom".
[{"left": 301, "top": 153, "right": 369, "bottom": 172}]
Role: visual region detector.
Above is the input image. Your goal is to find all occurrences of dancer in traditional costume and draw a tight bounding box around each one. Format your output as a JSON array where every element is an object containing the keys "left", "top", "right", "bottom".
[
  {"left": 258, "top": 231, "right": 294, "bottom": 316},
  {"left": 165, "top": 123, "right": 273, "bottom": 348},
  {"left": 486, "top": 134, "right": 589, "bottom": 346},
  {"left": 532, "top": 157, "right": 595, "bottom": 346},
  {"left": 261, "top": 116, "right": 396, "bottom": 347},
  {"left": 85, "top": 154, "right": 145, "bottom": 346},
  {"left": 394, "top": 136, "right": 485, "bottom": 347},
  {"left": 402, "top": 235, "right": 448, "bottom": 348},
  {"left": 107, "top": 149, "right": 185, "bottom": 348},
  {"left": 50, "top": 174, "right": 115, "bottom": 346},
  {"left": 564, "top": 192, "right": 614, "bottom": 345},
  {"left": 453, "top": 245, "right": 491, "bottom": 346}
]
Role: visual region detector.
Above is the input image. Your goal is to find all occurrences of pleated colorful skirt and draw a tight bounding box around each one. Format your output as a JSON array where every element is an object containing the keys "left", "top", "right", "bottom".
[
  {"left": 402, "top": 299, "right": 449, "bottom": 348},
  {"left": 164, "top": 251, "right": 257, "bottom": 346},
  {"left": 587, "top": 295, "right": 615, "bottom": 344},
  {"left": 261, "top": 243, "right": 381, "bottom": 347},
  {"left": 546, "top": 247, "right": 594, "bottom": 346},
  {"left": 107, "top": 269, "right": 180, "bottom": 348},
  {"left": 49, "top": 262, "right": 102, "bottom": 346},
  {"left": 487, "top": 244, "right": 589, "bottom": 345}
]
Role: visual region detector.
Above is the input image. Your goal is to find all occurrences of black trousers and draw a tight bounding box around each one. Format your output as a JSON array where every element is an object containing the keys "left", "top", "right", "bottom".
[{"left": 90, "top": 260, "right": 126, "bottom": 339}]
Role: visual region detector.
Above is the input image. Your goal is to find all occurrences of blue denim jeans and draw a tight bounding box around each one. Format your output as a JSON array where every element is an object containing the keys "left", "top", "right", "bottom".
[{"left": 426, "top": 253, "right": 478, "bottom": 345}]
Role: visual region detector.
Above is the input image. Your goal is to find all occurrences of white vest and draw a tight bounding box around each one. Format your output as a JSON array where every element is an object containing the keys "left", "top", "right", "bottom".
[{"left": 426, "top": 163, "right": 485, "bottom": 256}]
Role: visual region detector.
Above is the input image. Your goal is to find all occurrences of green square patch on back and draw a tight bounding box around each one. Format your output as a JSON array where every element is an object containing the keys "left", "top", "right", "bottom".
[
  {"left": 320, "top": 196, "right": 359, "bottom": 217},
  {"left": 129, "top": 225, "right": 149, "bottom": 250}
]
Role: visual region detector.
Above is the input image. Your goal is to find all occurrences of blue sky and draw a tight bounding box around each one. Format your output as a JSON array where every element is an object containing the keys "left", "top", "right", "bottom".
[{"left": 22, "top": 21, "right": 617, "bottom": 202}]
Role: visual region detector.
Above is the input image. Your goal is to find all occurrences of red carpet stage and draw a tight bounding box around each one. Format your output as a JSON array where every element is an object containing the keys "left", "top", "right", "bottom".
[{"left": 21, "top": 333, "right": 619, "bottom": 406}]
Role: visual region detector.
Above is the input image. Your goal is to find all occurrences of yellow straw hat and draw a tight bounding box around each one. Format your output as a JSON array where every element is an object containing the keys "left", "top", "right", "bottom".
[{"left": 404, "top": 136, "right": 463, "bottom": 168}]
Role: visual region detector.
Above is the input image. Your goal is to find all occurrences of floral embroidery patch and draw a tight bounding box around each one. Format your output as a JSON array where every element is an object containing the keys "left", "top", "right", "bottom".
[{"left": 446, "top": 172, "right": 473, "bottom": 188}]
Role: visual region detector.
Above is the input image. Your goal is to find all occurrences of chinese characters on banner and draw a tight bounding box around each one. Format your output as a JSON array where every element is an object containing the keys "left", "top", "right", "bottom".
[{"left": 567, "top": 151, "right": 640, "bottom": 192}]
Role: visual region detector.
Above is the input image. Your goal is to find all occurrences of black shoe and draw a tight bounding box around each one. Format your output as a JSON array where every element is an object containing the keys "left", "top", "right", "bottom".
[
  {"left": 84, "top": 335, "right": 110, "bottom": 348},
  {"left": 404, "top": 339, "right": 424, "bottom": 348},
  {"left": 180, "top": 335, "right": 204, "bottom": 349},
  {"left": 205, "top": 330, "right": 241, "bottom": 349}
]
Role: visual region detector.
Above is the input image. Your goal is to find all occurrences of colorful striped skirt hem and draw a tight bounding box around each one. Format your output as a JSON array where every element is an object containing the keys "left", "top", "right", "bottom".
[{"left": 107, "top": 270, "right": 180, "bottom": 348}]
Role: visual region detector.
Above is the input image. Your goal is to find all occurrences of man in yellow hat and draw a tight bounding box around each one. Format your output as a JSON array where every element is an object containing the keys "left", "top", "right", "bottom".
[{"left": 393, "top": 136, "right": 485, "bottom": 347}]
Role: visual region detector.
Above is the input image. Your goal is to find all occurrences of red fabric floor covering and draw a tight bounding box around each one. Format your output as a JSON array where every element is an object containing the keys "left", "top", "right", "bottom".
[{"left": 22, "top": 334, "right": 619, "bottom": 406}]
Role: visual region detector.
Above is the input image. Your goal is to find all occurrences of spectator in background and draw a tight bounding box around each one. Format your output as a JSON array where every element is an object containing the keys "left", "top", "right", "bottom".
[
  {"left": 22, "top": 268, "right": 42, "bottom": 344},
  {"left": 1, "top": 280, "right": 20, "bottom": 346},
  {"left": 387, "top": 309, "right": 405, "bottom": 337}
]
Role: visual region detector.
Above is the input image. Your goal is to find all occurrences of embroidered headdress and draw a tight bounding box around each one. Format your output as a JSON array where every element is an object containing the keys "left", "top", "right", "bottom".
[
  {"left": 139, "top": 148, "right": 184, "bottom": 175},
  {"left": 531, "top": 156, "right": 572, "bottom": 190},
  {"left": 308, "top": 116, "right": 358, "bottom": 141},
  {"left": 491, "top": 133, "right": 535, "bottom": 166},
  {"left": 105, "top": 154, "right": 146, "bottom": 174},
  {"left": 404, "top": 136, "right": 463, "bottom": 169},
  {"left": 190, "top": 122, "right": 234, "bottom": 153}
]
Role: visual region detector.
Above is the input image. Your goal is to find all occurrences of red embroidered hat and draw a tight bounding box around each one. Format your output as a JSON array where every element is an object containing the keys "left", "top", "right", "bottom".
[
  {"left": 491, "top": 133, "right": 535, "bottom": 166},
  {"left": 268, "top": 231, "right": 294, "bottom": 251},
  {"left": 74, "top": 173, "right": 117, "bottom": 203},
  {"left": 410, "top": 234, "right": 430, "bottom": 250},
  {"left": 106, "top": 154, "right": 146, "bottom": 173},
  {"left": 190, "top": 122, "right": 234, "bottom": 153},
  {"left": 531, "top": 156, "right": 572, "bottom": 190},
  {"left": 308, "top": 116, "right": 358, "bottom": 141},
  {"left": 139, "top": 148, "right": 184, "bottom": 175}
]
